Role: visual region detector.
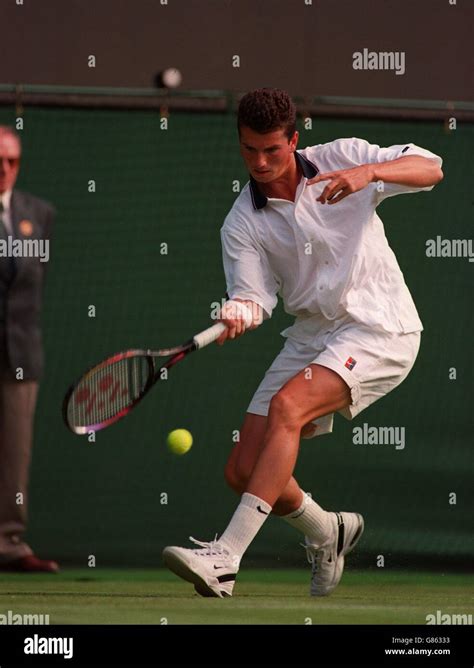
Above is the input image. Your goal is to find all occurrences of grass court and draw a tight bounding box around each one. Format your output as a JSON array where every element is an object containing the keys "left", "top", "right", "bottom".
[{"left": 0, "top": 569, "right": 471, "bottom": 625}]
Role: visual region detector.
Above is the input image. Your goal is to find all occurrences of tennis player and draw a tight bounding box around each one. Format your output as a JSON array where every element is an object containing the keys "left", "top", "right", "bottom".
[{"left": 163, "top": 88, "right": 443, "bottom": 597}]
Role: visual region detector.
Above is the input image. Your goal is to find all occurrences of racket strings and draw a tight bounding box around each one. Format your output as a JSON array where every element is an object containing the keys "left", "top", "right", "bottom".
[{"left": 67, "top": 356, "right": 150, "bottom": 431}]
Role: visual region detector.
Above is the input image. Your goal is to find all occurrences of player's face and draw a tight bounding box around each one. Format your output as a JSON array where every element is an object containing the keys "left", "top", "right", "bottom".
[
  {"left": 0, "top": 133, "right": 21, "bottom": 194},
  {"left": 239, "top": 126, "right": 298, "bottom": 184}
]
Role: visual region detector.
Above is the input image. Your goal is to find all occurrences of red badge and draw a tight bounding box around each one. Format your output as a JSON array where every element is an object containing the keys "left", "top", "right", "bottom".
[
  {"left": 19, "top": 219, "right": 33, "bottom": 236},
  {"left": 345, "top": 357, "right": 357, "bottom": 370}
]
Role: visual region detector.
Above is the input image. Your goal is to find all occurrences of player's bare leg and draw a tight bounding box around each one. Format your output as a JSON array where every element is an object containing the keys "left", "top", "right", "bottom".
[
  {"left": 222, "top": 364, "right": 364, "bottom": 595},
  {"left": 225, "top": 413, "right": 305, "bottom": 514},
  {"left": 245, "top": 365, "right": 350, "bottom": 506},
  {"left": 225, "top": 366, "right": 348, "bottom": 512},
  {"left": 163, "top": 365, "right": 364, "bottom": 597}
]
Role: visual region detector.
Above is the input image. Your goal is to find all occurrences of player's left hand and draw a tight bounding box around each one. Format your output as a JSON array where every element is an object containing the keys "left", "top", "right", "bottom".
[{"left": 307, "top": 164, "right": 374, "bottom": 205}]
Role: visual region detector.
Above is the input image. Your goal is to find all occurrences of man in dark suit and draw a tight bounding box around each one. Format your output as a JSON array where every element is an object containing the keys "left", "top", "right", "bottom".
[{"left": 0, "top": 125, "right": 58, "bottom": 572}]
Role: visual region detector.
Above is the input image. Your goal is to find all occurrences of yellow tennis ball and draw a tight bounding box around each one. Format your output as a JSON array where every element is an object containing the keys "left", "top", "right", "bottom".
[{"left": 167, "top": 429, "right": 193, "bottom": 455}]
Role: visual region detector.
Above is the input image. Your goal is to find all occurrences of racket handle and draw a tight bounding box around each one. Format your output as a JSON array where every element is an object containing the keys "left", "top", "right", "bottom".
[{"left": 193, "top": 322, "right": 226, "bottom": 349}]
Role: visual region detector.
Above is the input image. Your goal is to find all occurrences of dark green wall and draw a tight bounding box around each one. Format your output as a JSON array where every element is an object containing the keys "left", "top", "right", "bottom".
[{"left": 1, "top": 106, "right": 471, "bottom": 567}]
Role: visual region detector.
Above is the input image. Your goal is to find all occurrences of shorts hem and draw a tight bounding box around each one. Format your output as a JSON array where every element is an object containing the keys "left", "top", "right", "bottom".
[{"left": 246, "top": 403, "right": 268, "bottom": 417}]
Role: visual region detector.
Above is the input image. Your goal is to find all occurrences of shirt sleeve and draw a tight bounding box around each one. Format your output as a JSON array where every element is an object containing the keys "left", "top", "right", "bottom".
[
  {"left": 345, "top": 138, "right": 443, "bottom": 203},
  {"left": 221, "top": 218, "right": 279, "bottom": 319}
]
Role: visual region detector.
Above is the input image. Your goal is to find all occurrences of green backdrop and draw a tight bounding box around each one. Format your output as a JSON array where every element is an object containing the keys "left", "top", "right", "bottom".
[{"left": 0, "top": 105, "right": 471, "bottom": 568}]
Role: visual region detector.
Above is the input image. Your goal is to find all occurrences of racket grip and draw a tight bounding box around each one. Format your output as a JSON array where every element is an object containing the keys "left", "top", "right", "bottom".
[{"left": 193, "top": 322, "right": 226, "bottom": 349}]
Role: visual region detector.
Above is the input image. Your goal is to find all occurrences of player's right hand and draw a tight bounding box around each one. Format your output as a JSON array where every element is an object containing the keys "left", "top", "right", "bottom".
[
  {"left": 216, "top": 316, "right": 246, "bottom": 345},
  {"left": 216, "top": 299, "right": 256, "bottom": 346}
]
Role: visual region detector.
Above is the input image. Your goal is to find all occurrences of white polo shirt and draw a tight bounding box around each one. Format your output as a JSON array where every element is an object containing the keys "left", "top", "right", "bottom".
[{"left": 221, "top": 137, "right": 442, "bottom": 337}]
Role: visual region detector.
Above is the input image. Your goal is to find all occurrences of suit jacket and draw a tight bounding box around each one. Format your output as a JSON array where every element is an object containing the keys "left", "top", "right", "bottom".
[{"left": 0, "top": 189, "right": 55, "bottom": 380}]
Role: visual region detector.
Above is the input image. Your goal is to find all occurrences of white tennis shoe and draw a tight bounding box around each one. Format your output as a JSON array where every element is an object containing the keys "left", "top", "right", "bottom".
[
  {"left": 163, "top": 536, "right": 239, "bottom": 598},
  {"left": 303, "top": 511, "right": 364, "bottom": 597}
]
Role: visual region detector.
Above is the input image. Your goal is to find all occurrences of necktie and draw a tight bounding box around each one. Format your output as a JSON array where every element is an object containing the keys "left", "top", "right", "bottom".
[
  {"left": 0, "top": 201, "right": 5, "bottom": 238},
  {"left": 0, "top": 200, "right": 15, "bottom": 280},
  {"left": 0, "top": 200, "right": 9, "bottom": 239}
]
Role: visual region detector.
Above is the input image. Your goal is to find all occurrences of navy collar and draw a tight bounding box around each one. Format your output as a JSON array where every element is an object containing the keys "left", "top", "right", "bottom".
[{"left": 249, "top": 151, "right": 319, "bottom": 210}]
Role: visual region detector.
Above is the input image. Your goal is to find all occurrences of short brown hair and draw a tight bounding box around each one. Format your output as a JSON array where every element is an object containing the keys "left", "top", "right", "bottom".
[{"left": 237, "top": 88, "right": 296, "bottom": 140}]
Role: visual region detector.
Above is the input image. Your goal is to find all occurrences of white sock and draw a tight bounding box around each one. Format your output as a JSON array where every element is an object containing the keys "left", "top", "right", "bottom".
[
  {"left": 282, "top": 492, "right": 332, "bottom": 544},
  {"left": 219, "top": 492, "right": 272, "bottom": 563}
]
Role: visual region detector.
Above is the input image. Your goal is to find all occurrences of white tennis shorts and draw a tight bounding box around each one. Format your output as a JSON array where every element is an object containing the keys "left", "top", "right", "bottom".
[{"left": 247, "top": 315, "right": 421, "bottom": 437}]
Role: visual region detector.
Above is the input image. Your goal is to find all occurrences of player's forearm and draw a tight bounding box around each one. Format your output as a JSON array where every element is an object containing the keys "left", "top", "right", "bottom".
[{"left": 369, "top": 156, "right": 443, "bottom": 188}]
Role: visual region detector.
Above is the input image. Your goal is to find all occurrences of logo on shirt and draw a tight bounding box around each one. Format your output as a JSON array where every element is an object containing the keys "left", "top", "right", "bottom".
[{"left": 345, "top": 357, "right": 357, "bottom": 371}]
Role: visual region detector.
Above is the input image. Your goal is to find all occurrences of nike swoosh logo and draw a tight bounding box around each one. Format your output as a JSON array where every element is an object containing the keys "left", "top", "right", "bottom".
[
  {"left": 213, "top": 565, "right": 224, "bottom": 570},
  {"left": 257, "top": 505, "right": 269, "bottom": 515}
]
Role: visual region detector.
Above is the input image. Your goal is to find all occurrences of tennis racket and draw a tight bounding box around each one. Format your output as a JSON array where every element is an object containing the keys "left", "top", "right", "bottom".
[{"left": 63, "top": 321, "right": 226, "bottom": 435}]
